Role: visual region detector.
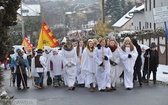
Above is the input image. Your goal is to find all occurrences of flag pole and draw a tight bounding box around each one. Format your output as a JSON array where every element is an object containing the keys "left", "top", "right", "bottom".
[{"left": 164, "top": 22, "right": 168, "bottom": 65}]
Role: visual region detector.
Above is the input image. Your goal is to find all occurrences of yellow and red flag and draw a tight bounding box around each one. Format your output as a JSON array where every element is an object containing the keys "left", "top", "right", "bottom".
[
  {"left": 21, "top": 36, "right": 34, "bottom": 52},
  {"left": 37, "top": 22, "right": 59, "bottom": 50}
]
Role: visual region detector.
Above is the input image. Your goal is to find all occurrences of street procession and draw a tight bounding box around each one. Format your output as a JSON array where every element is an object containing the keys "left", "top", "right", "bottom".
[
  {"left": 0, "top": 0, "right": 168, "bottom": 105},
  {"left": 7, "top": 26, "right": 159, "bottom": 92}
]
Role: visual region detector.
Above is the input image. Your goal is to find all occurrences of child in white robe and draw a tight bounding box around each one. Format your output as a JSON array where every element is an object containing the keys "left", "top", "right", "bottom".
[
  {"left": 81, "top": 39, "right": 96, "bottom": 92},
  {"left": 118, "top": 37, "right": 138, "bottom": 90},
  {"left": 48, "top": 48, "right": 63, "bottom": 87},
  {"left": 93, "top": 38, "right": 112, "bottom": 92}
]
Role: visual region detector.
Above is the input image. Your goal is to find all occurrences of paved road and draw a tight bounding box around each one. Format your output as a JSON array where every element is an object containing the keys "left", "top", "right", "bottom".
[{"left": 3, "top": 70, "right": 168, "bottom": 105}]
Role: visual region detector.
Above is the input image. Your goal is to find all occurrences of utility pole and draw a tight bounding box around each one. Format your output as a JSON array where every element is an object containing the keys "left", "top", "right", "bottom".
[
  {"left": 21, "top": 1, "right": 25, "bottom": 38},
  {"left": 102, "top": 0, "right": 105, "bottom": 23}
]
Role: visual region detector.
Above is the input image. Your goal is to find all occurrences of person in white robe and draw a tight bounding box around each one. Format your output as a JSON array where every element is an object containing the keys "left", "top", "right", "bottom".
[
  {"left": 93, "top": 38, "right": 112, "bottom": 92},
  {"left": 43, "top": 46, "right": 52, "bottom": 71},
  {"left": 48, "top": 48, "right": 63, "bottom": 87},
  {"left": 118, "top": 37, "right": 138, "bottom": 90},
  {"left": 108, "top": 39, "right": 123, "bottom": 90},
  {"left": 81, "top": 39, "right": 96, "bottom": 92},
  {"left": 61, "top": 41, "right": 78, "bottom": 90},
  {"left": 76, "top": 40, "right": 85, "bottom": 86},
  {"left": 43, "top": 46, "right": 52, "bottom": 85},
  {"left": 31, "top": 49, "right": 39, "bottom": 79}
]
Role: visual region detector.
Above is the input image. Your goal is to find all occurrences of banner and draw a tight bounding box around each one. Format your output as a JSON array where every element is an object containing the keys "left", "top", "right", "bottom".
[
  {"left": 21, "top": 36, "right": 34, "bottom": 52},
  {"left": 37, "top": 22, "right": 59, "bottom": 50}
]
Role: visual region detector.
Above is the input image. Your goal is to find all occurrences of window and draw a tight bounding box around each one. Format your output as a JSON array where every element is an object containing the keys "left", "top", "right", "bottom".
[
  {"left": 131, "top": 22, "right": 133, "bottom": 26},
  {"left": 149, "top": 0, "right": 151, "bottom": 11},
  {"left": 146, "top": 22, "right": 149, "bottom": 29},
  {"left": 139, "top": 22, "right": 142, "bottom": 30},
  {"left": 154, "top": 23, "right": 156, "bottom": 30},
  {"left": 150, "top": 23, "right": 152, "bottom": 28},
  {"left": 145, "top": 0, "right": 147, "bottom": 11},
  {"left": 153, "top": 0, "right": 155, "bottom": 8}
]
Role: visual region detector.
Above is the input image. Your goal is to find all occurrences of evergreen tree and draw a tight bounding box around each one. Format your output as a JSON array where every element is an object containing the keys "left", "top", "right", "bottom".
[
  {"left": 0, "top": 0, "right": 21, "bottom": 62},
  {"left": 126, "top": 1, "right": 135, "bottom": 12},
  {"left": 0, "top": 0, "right": 21, "bottom": 87},
  {"left": 105, "top": 0, "right": 122, "bottom": 24},
  {"left": 121, "top": 0, "right": 127, "bottom": 16}
]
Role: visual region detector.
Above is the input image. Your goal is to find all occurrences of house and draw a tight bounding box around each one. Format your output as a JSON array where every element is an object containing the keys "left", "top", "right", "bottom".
[
  {"left": 112, "top": 6, "right": 137, "bottom": 32},
  {"left": 132, "top": 0, "right": 168, "bottom": 31},
  {"left": 17, "top": 3, "right": 41, "bottom": 17}
]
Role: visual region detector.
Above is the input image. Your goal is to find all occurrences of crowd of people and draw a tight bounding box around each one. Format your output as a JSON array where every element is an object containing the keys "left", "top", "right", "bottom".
[{"left": 7, "top": 36, "right": 159, "bottom": 92}]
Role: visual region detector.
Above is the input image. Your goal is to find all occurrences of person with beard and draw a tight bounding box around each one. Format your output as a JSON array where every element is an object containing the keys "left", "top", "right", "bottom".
[
  {"left": 132, "top": 39, "right": 142, "bottom": 86},
  {"left": 61, "top": 41, "right": 78, "bottom": 90},
  {"left": 118, "top": 37, "right": 138, "bottom": 90},
  {"left": 76, "top": 39, "right": 85, "bottom": 87},
  {"left": 143, "top": 42, "right": 159, "bottom": 84},
  {"left": 108, "top": 39, "right": 123, "bottom": 90},
  {"left": 81, "top": 39, "right": 96, "bottom": 92},
  {"left": 93, "top": 38, "right": 112, "bottom": 92},
  {"left": 48, "top": 48, "right": 63, "bottom": 87},
  {"left": 15, "top": 50, "right": 30, "bottom": 90}
]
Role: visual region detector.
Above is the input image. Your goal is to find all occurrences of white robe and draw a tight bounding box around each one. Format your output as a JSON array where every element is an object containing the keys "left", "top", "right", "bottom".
[
  {"left": 31, "top": 57, "right": 39, "bottom": 77},
  {"left": 48, "top": 54, "right": 63, "bottom": 78},
  {"left": 118, "top": 46, "right": 138, "bottom": 88},
  {"left": 43, "top": 52, "right": 52, "bottom": 71},
  {"left": 110, "top": 48, "right": 123, "bottom": 87},
  {"left": 61, "top": 48, "right": 77, "bottom": 87},
  {"left": 81, "top": 48, "right": 96, "bottom": 88},
  {"left": 76, "top": 47, "right": 85, "bottom": 84},
  {"left": 93, "top": 47, "right": 112, "bottom": 90}
]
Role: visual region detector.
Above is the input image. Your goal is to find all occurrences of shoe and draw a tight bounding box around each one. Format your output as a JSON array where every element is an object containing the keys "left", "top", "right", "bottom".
[
  {"left": 72, "top": 86, "right": 75, "bottom": 90},
  {"left": 68, "top": 86, "right": 74, "bottom": 90},
  {"left": 13, "top": 83, "right": 15, "bottom": 87},
  {"left": 106, "top": 87, "right": 112, "bottom": 92},
  {"left": 17, "top": 87, "right": 21, "bottom": 90},
  {"left": 89, "top": 87, "right": 94, "bottom": 92},
  {"left": 139, "top": 83, "right": 142, "bottom": 86},
  {"left": 111, "top": 86, "right": 116, "bottom": 91},
  {"left": 79, "top": 84, "right": 85, "bottom": 87},
  {"left": 126, "top": 88, "right": 131, "bottom": 90},
  {"left": 100, "top": 89, "right": 105, "bottom": 92},
  {"left": 153, "top": 80, "right": 156, "bottom": 84},
  {"left": 23, "top": 87, "right": 30, "bottom": 90},
  {"left": 34, "top": 85, "right": 42, "bottom": 89}
]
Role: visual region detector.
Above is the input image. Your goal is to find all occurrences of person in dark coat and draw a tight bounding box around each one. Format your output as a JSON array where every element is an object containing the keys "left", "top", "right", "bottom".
[
  {"left": 132, "top": 39, "right": 142, "bottom": 86},
  {"left": 15, "top": 50, "right": 30, "bottom": 90},
  {"left": 143, "top": 42, "right": 159, "bottom": 84}
]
